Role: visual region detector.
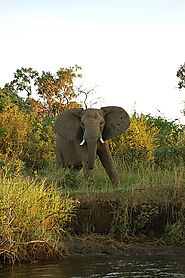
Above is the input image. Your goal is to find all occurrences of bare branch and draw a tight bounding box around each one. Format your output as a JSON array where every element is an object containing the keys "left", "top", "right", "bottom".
[{"left": 77, "top": 86, "right": 103, "bottom": 109}]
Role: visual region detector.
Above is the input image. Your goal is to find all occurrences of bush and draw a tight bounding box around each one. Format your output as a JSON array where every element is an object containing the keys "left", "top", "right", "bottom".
[
  {"left": 0, "top": 86, "right": 26, "bottom": 112},
  {"left": 110, "top": 113, "right": 185, "bottom": 166},
  {"left": 146, "top": 115, "right": 185, "bottom": 165},
  {"left": 0, "top": 105, "right": 56, "bottom": 171},
  {"left": 23, "top": 115, "right": 55, "bottom": 170},
  {"left": 0, "top": 105, "right": 31, "bottom": 157},
  {"left": 110, "top": 113, "right": 158, "bottom": 163}
]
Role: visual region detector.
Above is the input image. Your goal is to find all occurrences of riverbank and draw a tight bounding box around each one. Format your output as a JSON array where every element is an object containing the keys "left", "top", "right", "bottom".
[
  {"left": 1, "top": 169, "right": 185, "bottom": 266},
  {"left": 63, "top": 186, "right": 185, "bottom": 257},
  {"left": 69, "top": 187, "right": 185, "bottom": 244},
  {"left": 63, "top": 235, "right": 185, "bottom": 257}
]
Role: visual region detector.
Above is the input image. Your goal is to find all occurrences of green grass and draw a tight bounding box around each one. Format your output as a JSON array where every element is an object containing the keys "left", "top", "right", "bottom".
[
  {"left": 43, "top": 159, "right": 185, "bottom": 195},
  {"left": 118, "top": 161, "right": 185, "bottom": 190},
  {"left": 1, "top": 158, "right": 184, "bottom": 265}
]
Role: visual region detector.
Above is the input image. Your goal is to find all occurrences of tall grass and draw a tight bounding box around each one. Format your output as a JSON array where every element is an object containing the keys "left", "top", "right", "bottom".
[
  {"left": 47, "top": 159, "right": 185, "bottom": 245},
  {"left": 0, "top": 164, "right": 78, "bottom": 265},
  {"left": 118, "top": 160, "right": 185, "bottom": 190},
  {"left": 46, "top": 158, "right": 185, "bottom": 195},
  {"left": 0, "top": 157, "right": 185, "bottom": 264}
]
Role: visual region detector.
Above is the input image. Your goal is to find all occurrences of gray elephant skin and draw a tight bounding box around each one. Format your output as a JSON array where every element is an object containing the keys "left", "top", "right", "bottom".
[{"left": 54, "top": 106, "right": 130, "bottom": 185}]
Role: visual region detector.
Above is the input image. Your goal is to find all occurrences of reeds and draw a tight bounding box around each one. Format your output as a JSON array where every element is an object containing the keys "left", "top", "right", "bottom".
[{"left": 0, "top": 167, "right": 77, "bottom": 265}]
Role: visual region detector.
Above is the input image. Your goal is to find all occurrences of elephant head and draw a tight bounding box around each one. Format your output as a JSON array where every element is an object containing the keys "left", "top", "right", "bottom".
[{"left": 54, "top": 106, "right": 130, "bottom": 170}]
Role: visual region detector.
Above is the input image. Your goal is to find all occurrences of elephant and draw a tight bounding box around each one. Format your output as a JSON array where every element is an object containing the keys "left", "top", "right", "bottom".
[{"left": 54, "top": 106, "right": 130, "bottom": 185}]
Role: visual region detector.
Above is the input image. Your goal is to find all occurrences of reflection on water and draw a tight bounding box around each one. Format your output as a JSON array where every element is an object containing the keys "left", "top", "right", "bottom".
[{"left": 1, "top": 253, "right": 185, "bottom": 278}]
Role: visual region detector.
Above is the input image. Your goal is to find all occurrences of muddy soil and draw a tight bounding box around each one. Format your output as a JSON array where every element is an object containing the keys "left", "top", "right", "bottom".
[{"left": 64, "top": 235, "right": 185, "bottom": 256}]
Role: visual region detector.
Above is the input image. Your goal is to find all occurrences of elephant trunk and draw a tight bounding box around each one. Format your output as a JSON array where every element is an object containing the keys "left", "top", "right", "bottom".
[
  {"left": 81, "top": 125, "right": 103, "bottom": 170},
  {"left": 87, "top": 142, "right": 97, "bottom": 170}
]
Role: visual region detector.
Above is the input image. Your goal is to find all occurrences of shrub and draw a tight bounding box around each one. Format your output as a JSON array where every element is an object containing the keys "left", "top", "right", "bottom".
[
  {"left": 0, "top": 86, "right": 25, "bottom": 112},
  {"left": 23, "top": 115, "right": 56, "bottom": 170},
  {"left": 146, "top": 115, "right": 185, "bottom": 165},
  {"left": 0, "top": 105, "right": 56, "bottom": 171},
  {"left": 110, "top": 113, "right": 158, "bottom": 163},
  {"left": 0, "top": 105, "right": 31, "bottom": 157}
]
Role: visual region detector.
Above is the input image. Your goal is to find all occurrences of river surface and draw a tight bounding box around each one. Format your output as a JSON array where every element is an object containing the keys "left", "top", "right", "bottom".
[{"left": 1, "top": 253, "right": 185, "bottom": 277}]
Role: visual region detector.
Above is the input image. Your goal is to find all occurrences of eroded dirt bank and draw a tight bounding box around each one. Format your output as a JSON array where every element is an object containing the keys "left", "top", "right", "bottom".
[
  {"left": 65, "top": 187, "right": 185, "bottom": 255},
  {"left": 2, "top": 186, "right": 185, "bottom": 267}
]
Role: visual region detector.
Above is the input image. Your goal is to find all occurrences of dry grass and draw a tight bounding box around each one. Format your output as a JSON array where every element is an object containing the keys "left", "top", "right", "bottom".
[{"left": 0, "top": 167, "right": 78, "bottom": 265}]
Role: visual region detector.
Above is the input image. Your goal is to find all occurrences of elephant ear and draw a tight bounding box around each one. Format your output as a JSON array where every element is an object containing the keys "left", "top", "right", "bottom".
[
  {"left": 101, "top": 106, "right": 130, "bottom": 140},
  {"left": 54, "top": 109, "right": 83, "bottom": 141}
]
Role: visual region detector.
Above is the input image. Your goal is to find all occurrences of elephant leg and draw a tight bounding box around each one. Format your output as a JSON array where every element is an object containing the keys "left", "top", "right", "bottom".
[
  {"left": 97, "top": 142, "right": 119, "bottom": 185},
  {"left": 81, "top": 156, "right": 93, "bottom": 183},
  {"left": 56, "top": 136, "right": 64, "bottom": 169},
  {"left": 83, "top": 165, "right": 95, "bottom": 184},
  {"left": 76, "top": 144, "right": 93, "bottom": 183},
  {"left": 82, "top": 167, "right": 91, "bottom": 182}
]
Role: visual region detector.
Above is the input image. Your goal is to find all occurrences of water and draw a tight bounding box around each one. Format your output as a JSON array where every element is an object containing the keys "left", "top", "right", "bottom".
[{"left": 1, "top": 254, "right": 185, "bottom": 278}]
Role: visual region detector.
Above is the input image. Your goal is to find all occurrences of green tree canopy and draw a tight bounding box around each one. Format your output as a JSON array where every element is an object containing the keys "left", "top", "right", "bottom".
[
  {"left": 9, "top": 65, "right": 82, "bottom": 115},
  {"left": 177, "top": 63, "right": 185, "bottom": 89},
  {"left": 0, "top": 84, "right": 25, "bottom": 112},
  {"left": 176, "top": 63, "right": 185, "bottom": 115},
  {"left": 36, "top": 65, "right": 82, "bottom": 115}
]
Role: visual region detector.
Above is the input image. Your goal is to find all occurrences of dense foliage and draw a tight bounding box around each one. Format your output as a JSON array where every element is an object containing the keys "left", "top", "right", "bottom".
[
  {"left": 0, "top": 66, "right": 185, "bottom": 171},
  {"left": 110, "top": 113, "right": 185, "bottom": 166},
  {"left": 0, "top": 66, "right": 82, "bottom": 170},
  {"left": 176, "top": 63, "right": 185, "bottom": 115},
  {"left": 0, "top": 65, "right": 185, "bottom": 265}
]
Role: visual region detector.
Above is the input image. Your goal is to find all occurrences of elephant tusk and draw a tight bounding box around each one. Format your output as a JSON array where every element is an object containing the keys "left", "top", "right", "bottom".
[
  {"left": 80, "top": 139, "right": 86, "bottom": 146},
  {"left": 100, "top": 137, "right": 105, "bottom": 144}
]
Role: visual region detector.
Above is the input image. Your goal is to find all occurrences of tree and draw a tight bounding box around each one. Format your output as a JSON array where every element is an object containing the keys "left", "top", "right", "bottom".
[
  {"left": 36, "top": 65, "right": 82, "bottom": 115},
  {"left": 10, "top": 67, "right": 39, "bottom": 98},
  {"left": 0, "top": 84, "right": 25, "bottom": 112},
  {"left": 177, "top": 63, "right": 185, "bottom": 89},
  {"left": 10, "top": 66, "right": 82, "bottom": 115},
  {"left": 176, "top": 63, "right": 185, "bottom": 115},
  {"left": 77, "top": 86, "right": 103, "bottom": 109}
]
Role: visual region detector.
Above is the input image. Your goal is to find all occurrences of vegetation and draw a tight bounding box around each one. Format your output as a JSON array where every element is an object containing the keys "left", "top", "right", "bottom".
[
  {"left": 0, "top": 162, "right": 78, "bottom": 265},
  {"left": 0, "top": 65, "right": 185, "bottom": 264},
  {"left": 176, "top": 62, "right": 185, "bottom": 115}
]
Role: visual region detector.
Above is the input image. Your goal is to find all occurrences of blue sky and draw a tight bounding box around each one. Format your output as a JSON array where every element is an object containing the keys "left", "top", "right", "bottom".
[{"left": 0, "top": 0, "right": 185, "bottom": 123}]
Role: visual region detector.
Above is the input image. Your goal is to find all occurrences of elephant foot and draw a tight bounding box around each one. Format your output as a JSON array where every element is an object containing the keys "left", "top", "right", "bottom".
[{"left": 111, "top": 176, "right": 119, "bottom": 187}]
